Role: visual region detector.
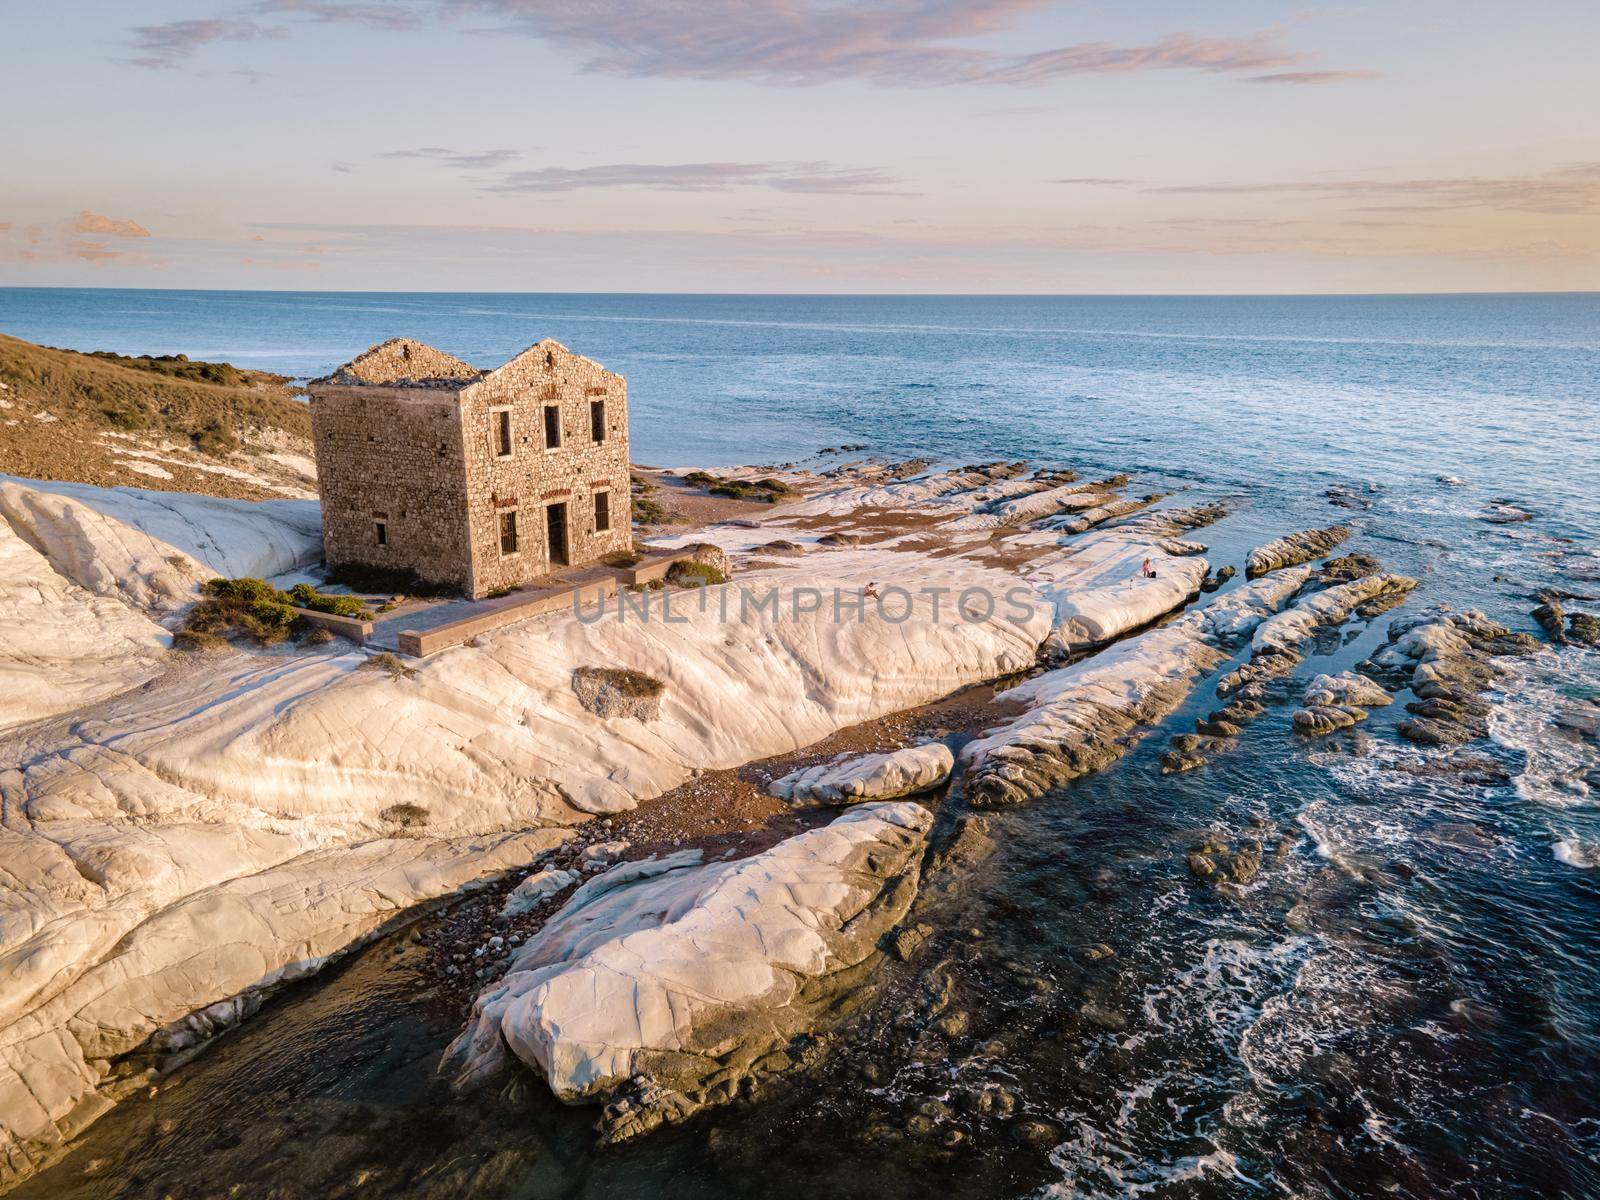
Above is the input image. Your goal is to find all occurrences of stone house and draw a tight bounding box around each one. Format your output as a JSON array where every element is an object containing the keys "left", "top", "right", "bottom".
[{"left": 308, "top": 337, "right": 632, "bottom": 599}]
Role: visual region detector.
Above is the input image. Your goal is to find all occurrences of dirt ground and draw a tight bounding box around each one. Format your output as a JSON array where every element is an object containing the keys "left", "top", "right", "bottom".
[
  {"left": 414, "top": 673, "right": 1033, "bottom": 1008},
  {"left": 631, "top": 468, "right": 805, "bottom": 531}
]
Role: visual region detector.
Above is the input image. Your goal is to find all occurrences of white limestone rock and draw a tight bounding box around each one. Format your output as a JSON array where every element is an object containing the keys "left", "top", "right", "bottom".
[
  {"left": 442, "top": 804, "right": 932, "bottom": 1112},
  {"left": 0, "top": 516, "right": 169, "bottom": 730},
  {"left": 0, "top": 477, "right": 321, "bottom": 614},
  {"left": 1245, "top": 525, "right": 1351, "bottom": 578},
  {"left": 501, "top": 868, "right": 581, "bottom": 917},
  {"left": 945, "top": 481, "right": 1113, "bottom": 531},
  {"left": 0, "top": 825, "right": 570, "bottom": 1183},
  {"left": 1301, "top": 671, "right": 1393, "bottom": 710},
  {"left": 1292, "top": 672, "right": 1393, "bottom": 735},
  {"left": 1251, "top": 573, "right": 1418, "bottom": 657},
  {"left": 768, "top": 743, "right": 954, "bottom": 806},
  {"left": 1026, "top": 506, "right": 1224, "bottom": 653},
  {"left": 0, "top": 477, "right": 324, "bottom": 731},
  {"left": 0, "top": 507, "right": 1050, "bottom": 1181},
  {"left": 963, "top": 570, "right": 1309, "bottom": 806}
]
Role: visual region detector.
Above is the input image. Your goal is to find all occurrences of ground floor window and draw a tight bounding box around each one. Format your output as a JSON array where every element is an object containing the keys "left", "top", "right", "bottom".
[
  {"left": 374, "top": 520, "right": 387, "bottom": 546},
  {"left": 594, "top": 490, "right": 610, "bottom": 532},
  {"left": 499, "top": 510, "right": 518, "bottom": 555}
]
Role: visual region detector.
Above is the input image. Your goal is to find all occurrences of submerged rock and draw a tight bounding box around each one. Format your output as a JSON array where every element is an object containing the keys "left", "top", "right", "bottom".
[
  {"left": 1187, "top": 833, "right": 1263, "bottom": 886},
  {"left": 1292, "top": 671, "right": 1393, "bottom": 736},
  {"left": 1245, "top": 526, "right": 1351, "bottom": 578},
  {"left": 1368, "top": 608, "right": 1535, "bottom": 746},
  {"left": 1480, "top": 502, "right": 1534, "bottom": 524},
  {"left": 1532, "top": 595, "right": 1568, "bottom": 644},
  {"left": 442, "top": 804, "right": 933, "bottom": 1137},
  {"left": 768, "top": 743, "right": 954, "bottom": 807},
  {"left": 1318, "top": 552, "right": 1382, "bottom": 583},
  {"left": 885, "top": 922, "right": 935, "bottom": 963}
]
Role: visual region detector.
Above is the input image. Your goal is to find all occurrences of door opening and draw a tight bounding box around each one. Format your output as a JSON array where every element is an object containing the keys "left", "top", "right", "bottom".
[{"left": 545, "top": 501, "right": 569, "bottom": 567}]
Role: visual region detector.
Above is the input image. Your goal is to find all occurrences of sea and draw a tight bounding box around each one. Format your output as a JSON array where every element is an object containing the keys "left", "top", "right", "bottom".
[{"left": 1, "top": 288, "right": 1597, "bottom": 1199}]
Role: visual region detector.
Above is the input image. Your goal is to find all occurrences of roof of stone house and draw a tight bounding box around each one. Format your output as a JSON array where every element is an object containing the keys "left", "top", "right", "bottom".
[{"left": 316, "top": 338, "right": 484, "bottom": 388}]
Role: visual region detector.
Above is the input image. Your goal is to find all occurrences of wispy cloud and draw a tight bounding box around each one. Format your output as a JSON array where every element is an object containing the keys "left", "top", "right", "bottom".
[
  {"left": 1045, "top": 164, "right": 1600, "bottom": 217},
  {"left": 382, "top": 146, "right": 522, "bottom": 170},
  {"left": 1243, "top": 69, "right": 1382, "bottom": 84},
  {"left": 72, "top": 243, "right": 123, "bottom": 262},
  {"left": 121, "top": 1, "right": 1370, "bottom": 87},
  {"left": 70, "top": 211, "right": 152, "bottom": 237},
  {"left": 255, "top": 0, "right": 423, "bottom": 29},
  {"left": 124, "top": 17, "right": 278, "bottom": 68},
  {"left": 1145, "top": 162, "right": 1600, "bottom": 215},
  {"left": 482, "top": 161, "right": 915, "bottom": 196}
]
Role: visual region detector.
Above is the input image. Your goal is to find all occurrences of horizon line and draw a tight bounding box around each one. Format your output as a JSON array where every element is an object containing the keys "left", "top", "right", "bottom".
[{"left": 2, "top": 285, "right": 1597, "bottom": 300}]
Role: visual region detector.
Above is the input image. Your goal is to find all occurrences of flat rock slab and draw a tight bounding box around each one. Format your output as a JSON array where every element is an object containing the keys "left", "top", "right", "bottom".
[
  {"left": 767, "top": 743, "right": 954, "bottom": 806},
  {"left": 443, "top": 803, "right": 933, "bottom": 1108}
]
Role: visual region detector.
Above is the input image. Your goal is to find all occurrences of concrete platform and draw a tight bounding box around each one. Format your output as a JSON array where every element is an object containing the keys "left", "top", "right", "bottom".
[{"left": 369, "top": 548, "right": 702, "bottom": 658}]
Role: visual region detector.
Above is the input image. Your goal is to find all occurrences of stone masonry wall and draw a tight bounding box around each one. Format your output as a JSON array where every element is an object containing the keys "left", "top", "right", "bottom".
[
  {"left": 309, "top": 385, "right": 475, "bottom": 590},
  {"left": 459, "top": 340, "right": 633, "bottom": 597}
]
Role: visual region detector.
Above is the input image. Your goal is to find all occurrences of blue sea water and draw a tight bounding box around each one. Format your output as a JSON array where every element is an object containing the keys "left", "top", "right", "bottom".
[{"left": 2, "top": 288, "right": 1598, "bottom": 1199}]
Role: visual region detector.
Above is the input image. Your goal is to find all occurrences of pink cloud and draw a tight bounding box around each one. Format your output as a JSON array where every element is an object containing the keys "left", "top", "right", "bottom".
[
  {"left": 124, "top": 2, "right": 1369, "bottom": 88},
  {"left": 70, "top": 211, "right": 152, "bottom": 238}
]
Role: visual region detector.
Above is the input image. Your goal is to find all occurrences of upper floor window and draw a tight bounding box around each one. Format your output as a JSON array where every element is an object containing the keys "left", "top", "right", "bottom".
[
  {"left": 543, "top": 404, "right": 561, "bottom": 450},
  {"left": 590, "top": 398, "right": 606, "bottom": 443},
  {"left": 494, "top": 408, "right": 513, "bottom": 458}
]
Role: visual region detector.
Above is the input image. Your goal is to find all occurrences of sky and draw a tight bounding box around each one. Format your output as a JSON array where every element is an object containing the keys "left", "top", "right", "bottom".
[{"left": 2, "top": 1, "right": 1597, "bottom": 294}]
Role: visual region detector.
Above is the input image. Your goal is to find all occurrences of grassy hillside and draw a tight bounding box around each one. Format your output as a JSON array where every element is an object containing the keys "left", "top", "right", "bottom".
[{"left": 0, "top": 332, "right": 315, "bottom": 499}]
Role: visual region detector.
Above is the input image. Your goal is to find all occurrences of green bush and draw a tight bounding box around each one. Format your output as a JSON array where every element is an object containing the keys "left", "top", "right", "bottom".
[
  {"left": 185, "top": 577, "right": 371, "bottom": 647},
  {"left": 666, "top": 561, "right": 728, "bottom": 588},
  {"left": 204, "top": 577, "right": 279, "bottom": 603},
  {"left": 172, "top": 628, "right": 229, "bottom": 653},
  {"left": 632, "top": 496, "right": 668, "bottom": 525},
  {"left": 708, "top": 476, "right": 790, "bottom": 503},
  {"left": 247, "top": 597, "right": 296, "bottom": 627},
  {"left": 286, "top": 583, "right": 373, "bottom": 618}
]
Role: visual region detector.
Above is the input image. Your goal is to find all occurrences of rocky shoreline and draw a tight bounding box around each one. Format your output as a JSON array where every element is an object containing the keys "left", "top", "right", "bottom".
[{"left": 0, "top": 453, "right": 1590, "bottom": 1187}]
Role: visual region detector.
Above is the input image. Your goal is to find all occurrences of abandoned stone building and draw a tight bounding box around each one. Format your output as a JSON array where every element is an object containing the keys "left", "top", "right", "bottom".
[{"left": 308, "top": 337, "right": 632, "bottom": 599}]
